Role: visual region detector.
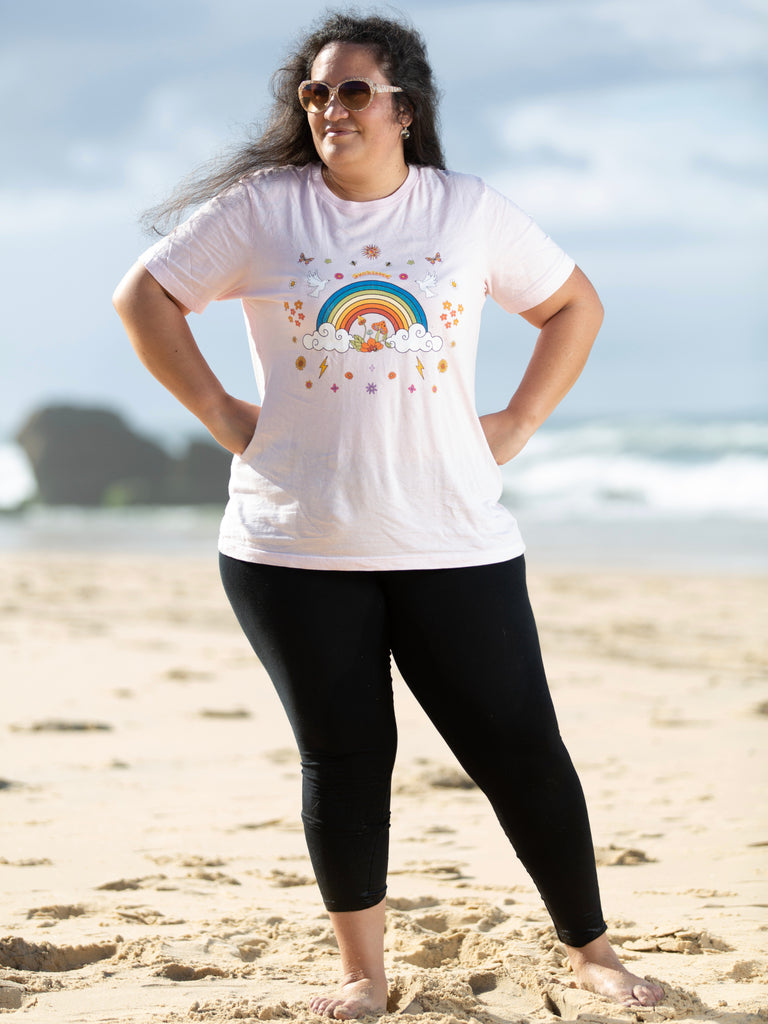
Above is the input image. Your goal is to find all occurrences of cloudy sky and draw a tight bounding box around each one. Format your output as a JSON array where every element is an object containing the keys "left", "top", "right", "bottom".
[{"left": 1, "top": 0, "right": 765, "bottom": 443}]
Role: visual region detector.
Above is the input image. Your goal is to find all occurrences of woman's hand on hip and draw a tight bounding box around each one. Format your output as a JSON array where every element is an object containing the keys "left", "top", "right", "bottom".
[
  {"left": 202, "top": 394, "right": 262, "bottom": 455},
  {"left": 479, "top": 409, "right": 531, "bottom": 465}
]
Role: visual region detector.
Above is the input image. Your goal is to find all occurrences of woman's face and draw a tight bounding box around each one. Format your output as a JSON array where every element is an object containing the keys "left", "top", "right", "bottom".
[{"left": 307, "top": 42, "right": 409, "bottom": 181}]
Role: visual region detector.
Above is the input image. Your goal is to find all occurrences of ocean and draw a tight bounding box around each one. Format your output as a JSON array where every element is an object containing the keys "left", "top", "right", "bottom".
[{"left": 1, "top": 418, "right": 766, "bottom": 571}]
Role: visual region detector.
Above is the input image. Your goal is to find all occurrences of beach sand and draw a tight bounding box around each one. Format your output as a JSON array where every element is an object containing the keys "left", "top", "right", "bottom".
[{"left": 1, "top": 552, "right": 766, "bottom": 1023}]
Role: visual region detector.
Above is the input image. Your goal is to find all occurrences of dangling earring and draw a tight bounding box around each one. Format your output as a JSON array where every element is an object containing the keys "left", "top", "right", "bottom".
[{"left": 400, "top": 126, "right": 411, "bottom": 140}]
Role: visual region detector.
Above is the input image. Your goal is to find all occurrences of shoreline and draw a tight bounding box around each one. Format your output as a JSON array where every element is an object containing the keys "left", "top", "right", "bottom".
[{"left": 0, "top": 505, "right": 766, "bottom": 574}]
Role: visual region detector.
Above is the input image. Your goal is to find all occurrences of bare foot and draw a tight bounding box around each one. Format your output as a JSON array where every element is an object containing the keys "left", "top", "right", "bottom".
[
  {"left": 309, "top": 975, "right": 388, "bottom": 1020},
  {"left": 564, "top": 934, "right": 664, "bottom": 1007}
]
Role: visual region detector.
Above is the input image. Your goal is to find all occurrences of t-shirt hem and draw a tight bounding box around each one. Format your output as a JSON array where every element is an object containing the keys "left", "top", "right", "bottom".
[{"left": 217, "top": 538, "right": 526, "bottom": 571}]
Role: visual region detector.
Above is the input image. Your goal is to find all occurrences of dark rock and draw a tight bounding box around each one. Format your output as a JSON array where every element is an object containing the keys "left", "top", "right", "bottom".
[
  {"left": 15, "top": 404, "right": 231, "bottom": 507},
  {"left": 169, "top": 439, "right": 231, "bottom": 504}
]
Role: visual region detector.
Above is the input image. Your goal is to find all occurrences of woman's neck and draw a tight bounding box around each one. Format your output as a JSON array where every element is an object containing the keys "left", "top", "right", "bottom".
[{"left": 321, "top": 162, "right": 409, "bottom": 202}]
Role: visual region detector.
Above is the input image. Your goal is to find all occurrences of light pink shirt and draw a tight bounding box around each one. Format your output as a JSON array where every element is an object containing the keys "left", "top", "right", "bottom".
[{"left": 142, "top": 164, "right": 574, "bottom": 569}]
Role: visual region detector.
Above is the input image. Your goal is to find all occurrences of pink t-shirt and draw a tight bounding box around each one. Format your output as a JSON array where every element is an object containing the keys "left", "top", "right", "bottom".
[{"left": 142, "top": 164, "right": 574, "bottom": 569}]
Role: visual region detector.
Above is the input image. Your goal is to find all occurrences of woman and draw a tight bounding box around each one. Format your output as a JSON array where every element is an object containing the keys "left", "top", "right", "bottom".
[{"left": 113, "top": 12, "right": 664, "bottom": 1020}]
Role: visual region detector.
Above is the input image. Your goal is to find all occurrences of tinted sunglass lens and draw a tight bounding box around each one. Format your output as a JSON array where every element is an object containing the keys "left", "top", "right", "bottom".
[
  {"left": 338, "top": 81, "right": 372, "bottom": 110},
  {"left": 301, "top": 83, "right": 330, "bottom": 111}
]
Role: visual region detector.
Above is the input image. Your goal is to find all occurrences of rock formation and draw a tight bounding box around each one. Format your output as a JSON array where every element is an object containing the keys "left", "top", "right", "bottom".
[{"left": 15, "top": 405, "right": 231, "bottom": 506}]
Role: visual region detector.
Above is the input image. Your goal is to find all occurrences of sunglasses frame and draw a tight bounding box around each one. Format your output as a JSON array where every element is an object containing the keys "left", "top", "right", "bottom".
[{"left": 298, "top": 77, "right": 403, "bottom": 113}]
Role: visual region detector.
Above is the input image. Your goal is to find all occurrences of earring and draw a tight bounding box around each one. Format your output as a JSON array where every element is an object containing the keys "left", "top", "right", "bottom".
[{"left": 400, "top": 126, "right": 411, "bottom": 140}]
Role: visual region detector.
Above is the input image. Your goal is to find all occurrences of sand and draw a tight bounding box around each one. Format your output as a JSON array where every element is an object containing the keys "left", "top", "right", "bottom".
[{"left": 1, "top": 551, "right": 766, "bottom": 1023}]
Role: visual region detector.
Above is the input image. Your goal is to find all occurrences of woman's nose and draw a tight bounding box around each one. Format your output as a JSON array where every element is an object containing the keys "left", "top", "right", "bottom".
[{"left": 324, "top": 94, "right": 349, "bottom": 120}]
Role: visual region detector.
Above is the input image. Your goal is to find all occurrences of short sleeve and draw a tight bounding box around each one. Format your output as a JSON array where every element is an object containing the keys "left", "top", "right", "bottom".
[
  {"left": 482, "top": 183, "right": 575, "bottom": 315},
  {"left": 140, "top": 183, "right": 258, "bottom": 315}
]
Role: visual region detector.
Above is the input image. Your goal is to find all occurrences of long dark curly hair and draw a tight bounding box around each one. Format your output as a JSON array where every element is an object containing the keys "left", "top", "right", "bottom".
[{"left": 142, "top": 11, "right": 445, "bottom": 234}]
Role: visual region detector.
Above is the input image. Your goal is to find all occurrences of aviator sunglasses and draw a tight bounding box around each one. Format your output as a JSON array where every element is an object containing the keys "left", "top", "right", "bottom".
[{"left": 298, "top": 77, "right": 403, "bottom": 113}]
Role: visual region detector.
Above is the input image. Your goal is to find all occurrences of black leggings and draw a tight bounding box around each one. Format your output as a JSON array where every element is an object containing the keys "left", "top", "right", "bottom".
[{"left": 219, "top": 553, "right": 607, "bottom": 947}]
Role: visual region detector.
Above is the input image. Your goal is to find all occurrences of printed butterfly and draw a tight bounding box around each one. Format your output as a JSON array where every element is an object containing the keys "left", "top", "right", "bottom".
[
  {"left": 426, "top": 252, "right": 442, "bottom": 264},
  {"left": 298, "top": 253, "right": 314, "bottom": 264}
]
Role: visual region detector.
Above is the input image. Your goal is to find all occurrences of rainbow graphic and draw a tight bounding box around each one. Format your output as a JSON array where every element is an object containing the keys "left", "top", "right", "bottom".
[{"left": 317, "top": 280, "right": 427, "bottom": 334}]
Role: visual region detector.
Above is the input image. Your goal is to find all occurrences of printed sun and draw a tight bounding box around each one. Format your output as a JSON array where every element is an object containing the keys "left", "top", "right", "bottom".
[{"left": 362, "top": 244, "right": 381, "bottom": 260}]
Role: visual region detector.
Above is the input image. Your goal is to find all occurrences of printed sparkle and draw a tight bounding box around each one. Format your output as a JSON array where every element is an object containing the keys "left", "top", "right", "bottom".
[{"left": 366, "top": 382, "right": 378, "bottom": 395}]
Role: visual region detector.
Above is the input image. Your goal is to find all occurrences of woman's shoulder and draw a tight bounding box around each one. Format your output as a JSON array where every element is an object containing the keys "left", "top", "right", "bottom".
[{"left": 416, "top": 166, "right": 496, "bottom": 201}]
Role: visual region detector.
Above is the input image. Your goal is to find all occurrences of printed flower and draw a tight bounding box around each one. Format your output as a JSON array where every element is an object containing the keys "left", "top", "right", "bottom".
[
  {"left": 458, "top": 304, "right": 464, "bottom": 313},
  {"left": 443, "top": 300, "right": 452, "bottom": 310},
  {"left": 358, "top": 316, "right": 367, "bottom": 326},
  {"left": 399, "top": 273, "right": 408, "bottom": 280},
  {"left": 453, "top": 318, "right": 459, "bottom": 326},
  {"left": 305, "top": 381, "right": 313, "bottom": 389},
  {"left": 361, "top": 339, "right": 384, "bottom": 352},
  {"left": 366, "top": 382, "right": 378, "bottom": 394},
  {"left": 335, "top": 272, "right": 344, "bottom": 280},
  {"left": 437, "top": 360, "right": 448, "bottom": 373},
  {"left": 345, "top": 371, "right": 354, "bottom": 380},
  {"left": 362, "top": 244, "right": 381, "bottom": 260},
  {"left": 451, "top": 280, "right": 457, "bottom": 288},
  {"left": 292, "top": 336, "right": 298, "bottom": 343},
  {"left": 284, "top": 302, "right": 290, "bottom": 310},
  {"left": 388, "top": 371, "right": 397, "bottom": 380},
  {"left": 295, "top": 356, "right": 306, "bottom": 370},
  {"left": 295, "top": 300, "right": 303, "bottom": 309},
  {"left": 432, "top": 385, "right": 438, "bottom": 393}
]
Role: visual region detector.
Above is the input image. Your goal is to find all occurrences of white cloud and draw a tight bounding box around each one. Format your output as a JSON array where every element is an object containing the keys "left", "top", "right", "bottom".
[{"left": 486, "top": 79, "right": 767, "bottom": 238}]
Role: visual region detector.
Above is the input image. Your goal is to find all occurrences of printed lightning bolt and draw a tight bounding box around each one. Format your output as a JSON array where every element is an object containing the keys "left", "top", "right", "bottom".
[
  {"left": 416, "top": 357, "right": 425, "bottom": 379},
  {"left": 319, "top": 357, "right": 329, "bottom": 378}
]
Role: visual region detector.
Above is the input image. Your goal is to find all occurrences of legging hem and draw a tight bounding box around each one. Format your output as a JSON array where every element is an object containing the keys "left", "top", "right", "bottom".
[
  {"left": 555, "top": 921, "right": 608, "bottom": 948},
  {"left": 321, "top": 888, "right": 388, "bottom": 913}
]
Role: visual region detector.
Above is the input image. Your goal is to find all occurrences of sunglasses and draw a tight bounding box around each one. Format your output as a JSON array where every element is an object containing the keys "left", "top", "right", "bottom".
[{"left": 298, "top": 78, "right": 403, "bottom": 113}]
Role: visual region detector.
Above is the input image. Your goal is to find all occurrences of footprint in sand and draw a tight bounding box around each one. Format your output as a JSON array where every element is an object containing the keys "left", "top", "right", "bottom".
[
  {"left": 96, "top": 875, "right": 168, "bottom": 891},
  {"left": 413, "top": 900, "right": 509, "bottom": 935},
  {"left": 163, "top": 667, "right": 213, "bottom": 682},
  {"left": 26, "top": 904, "right": 87, "bottom": 922},
  {"left": 10, "top": 719, "right": 112, "bottom": 733},
  {"left": 594, "top": 844, "right": 656, "bottom": 866},
  {"left": 198, "top": 708, "right": 252, "bottom": 719},
  {"left": 0, "top": 857, "right": 52, "bottom": 867},
  {"left": 0, "top": 936, "right": 117, "bottom": 971},
  {"left": 620, "top": 928, "right": 732, "bottom": 954},
  {"left": 265, "top": 869, "right": 315, "bottom": 888}
]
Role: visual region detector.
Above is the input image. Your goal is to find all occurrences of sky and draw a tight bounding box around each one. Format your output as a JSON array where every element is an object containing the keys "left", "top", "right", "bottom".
[{"left": 1, "top": 0, "right": 765, "bottom": 445}]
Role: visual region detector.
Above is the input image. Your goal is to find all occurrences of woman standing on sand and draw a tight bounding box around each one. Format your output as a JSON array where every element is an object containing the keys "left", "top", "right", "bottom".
[{"left": 113, "top": 12, "right": 663, "bottom": 1020}]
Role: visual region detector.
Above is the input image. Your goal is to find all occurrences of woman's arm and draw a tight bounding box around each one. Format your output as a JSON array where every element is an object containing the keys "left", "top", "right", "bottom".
[
  {"left": 479, "top": 265, "right": 603, "bottom": 464},
  {"left": 112, "top": 263, "right": 260, "bottom": 455}
]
